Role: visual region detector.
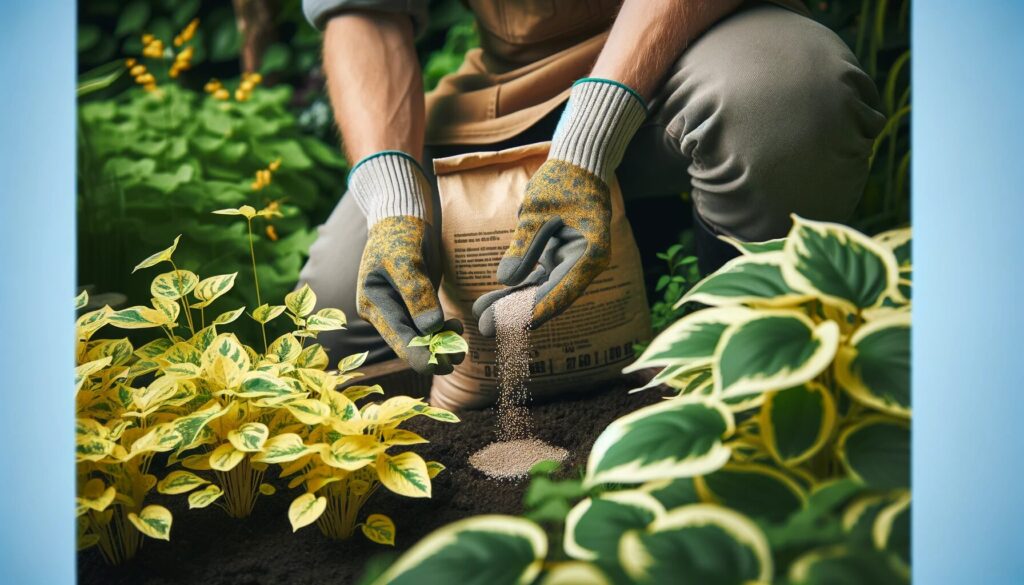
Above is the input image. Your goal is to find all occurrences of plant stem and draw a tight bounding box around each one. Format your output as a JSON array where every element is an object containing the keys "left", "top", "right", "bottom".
[{"left": 247, "top": 219, "right": 268, "bottom": 352}]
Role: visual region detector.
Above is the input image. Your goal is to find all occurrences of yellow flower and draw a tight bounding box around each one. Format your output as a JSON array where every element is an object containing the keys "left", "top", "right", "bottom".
[
  {"left": 180, "top": 18, "right": 200, "bottom": 43},
  {"left": 124, "top": 58, "right": 137, "bottom": 68},
  {"left": 239, "top": 80, "right": 254, "bottom": 92},
  {"left": 177, "top": 46, "right": 194, "bottom": 62},
  {"left": 235, "top": 89, "right": 249, "bottom": 102},
  {"left": 136, "top": 73, "right": 155, "bottom": 85},
  {"left": 268, "top": 159, "right": 281, "bottom": 171},
  {"left": 204, "top": 79, "right": 222, "bottom": 93},
  {"left": 213, "top": 88, "right": 230, "bottom": 101},
  {"left": 141, "top": 34, "right": 155, "bottom": 45},
  {"left": 130, "top": 65, "right": 146, "bottom": 77},
  {"left": 265, "top": 224, "right": 279, "bottom": 241}
]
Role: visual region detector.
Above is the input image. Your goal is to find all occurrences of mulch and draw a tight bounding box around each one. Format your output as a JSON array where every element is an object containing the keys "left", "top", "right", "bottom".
[{"left": 78, "top": 374, "right": 664, "bottom": 585}]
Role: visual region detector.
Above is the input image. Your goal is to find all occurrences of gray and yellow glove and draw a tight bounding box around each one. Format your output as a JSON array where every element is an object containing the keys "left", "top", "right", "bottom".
[
  {"left": 473, "top": 79, "right": 647, "bottom": 336},
  {"left": 350, "top": 151, "right": 464, "bottom": 374}
]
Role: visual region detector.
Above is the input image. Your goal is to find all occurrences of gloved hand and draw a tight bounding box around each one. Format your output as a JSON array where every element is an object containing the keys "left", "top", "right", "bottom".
[
  {"left": 350, "top": 151, "right": 464, "bottom": 374},
  {"left": 473, "top": 79, "right": 647, "bottom": 336}
]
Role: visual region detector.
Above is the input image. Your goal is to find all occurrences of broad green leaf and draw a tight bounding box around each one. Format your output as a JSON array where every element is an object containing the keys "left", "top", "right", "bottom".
[
  {"left": 835, "top": 312, "right": 911, "bottom": 417},
  {"left": 643, "top": 477, "right": 702, "bottom": 510},
  {"left": 188, "top": 484, "right": 223, "bottom": 509},
  {"left": 156, "top": 471, "right": 209, "bottom": 495},
  {"left": 268, "top": 333, "right": 301, "bottom": 363},
  {"left": 252, "top": 304, "right": 286, "bottom": 324},
  {"left": 108, "top": 305, "right": 169, "bottom": 329},
  {"left": 372, "top": 515, "right": 547, "bottom": 585},
  {"left": 788, "top": 545, "right": 908, "bottom": 585},
  {"left": 714, "top": 311, "right": 839, "bottom": 398},
  {"left": 191, "top": 273, "right": 238, "bottom": 308},
  {"left": 377, "top": 452, "right": 431, "bottom": 497},
  {"left": 782, "top": 215, "right": 900, "bottom": 312},
  {"left": 306, "top": 307, "right": 346, "bottom": 331},
  {"left": 288, "top": 493, "right": 327, "bottom": 532},
  {"left": 625, "top": 307, "right": 753, "bottom": 372},
  {"left": 718, "top": 235, "right": 787, "bottom": 255},
  {"left": 837, "top": 417, "right": 910, "bottom": 489},
  {"left": 212, "top": 307, "right": 245, "bottom": 325},
  {"left": 761, "top": 382, "right": 837, "bottom": 466},
  {"left": 252, "top": 433, "right": 316, "bottom": 463},
  {"left": 133, "top": 235, "right": 180, "bottom": 273},
  {"left": 213, "top": 205, "right": 256, "bottom": 219},
  {"left": 362, "top": 513, "right": 396, "bottom": 546},
  {"left": 678, "top": 253, "right": 810, "bottom": 308},
  {"left": 227, "top": 422, "right": 270, "bottom": 452},
  {"left": 151, "top": 270, "right": 199, "bottom": 300},
  {"left": 128, "top": 505, "right": 172, "bottom": 541},
  {"left": 285, "top": 284, "right": 317, "bottom": 317},
  {"left": 619, "top": 504, "right": 772, "bottom": 584},
  {"left": 585, "top": 396, "right": 733, "bottom": 487},
  {"left": 564, "top": 491, "right": 664, "bottom": 562},
  {"left": 209, "top": 442, "right": 246, "bottom": 471},
  {"left": 695, "top": 463, "right": 806, "bottom": 523}
]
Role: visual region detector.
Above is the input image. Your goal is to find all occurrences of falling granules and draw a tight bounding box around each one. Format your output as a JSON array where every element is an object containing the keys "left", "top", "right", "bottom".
[{"left": 469, "top": 286, "right": 568, "bottom": 481}]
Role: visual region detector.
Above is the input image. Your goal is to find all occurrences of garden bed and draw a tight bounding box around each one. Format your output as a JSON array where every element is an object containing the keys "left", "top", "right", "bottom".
[{"left": 79, "top": 374, "right": 661, "bottom": 585}]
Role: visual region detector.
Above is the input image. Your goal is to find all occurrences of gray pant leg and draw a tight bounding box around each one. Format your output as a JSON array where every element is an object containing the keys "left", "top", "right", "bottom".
[
  {"left": 618, "top": 3, "right": 886, "bottom": 241},
  {"left": 297, "top": 192, "right": 395, "bottom": 366}
]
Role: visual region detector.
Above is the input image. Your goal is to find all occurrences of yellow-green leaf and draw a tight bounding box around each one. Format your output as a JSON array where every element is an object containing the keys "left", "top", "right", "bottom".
[
  {"left": 252, "top": 433, "right": 317, "bottom": 464},
  {"left": 133, "top": 235, "right": 180, "bottom": 273},
  {"left": 285, "top": 284, "right": 317, "bottom": 317},
  {"left": 426, "top": 461, "right": 446, "bottom": 479},
  {"left": 377, "top": 452, "right": 431, "bottom": 498},
  {"left": 269, "top": 333, "right": 302, "bottom": 363},
  {"left": 75, "top": 290, "right": 89, "bottom": 309},
  {"left": 188, "top": 484, "right": 223, "bottom": 509},
  {"left": 151, "top": 270, "right": 199, "bottom": 300},
  {"left": 259, "top": 483, "right": 277, "bottom": 496},
  {"left": 362, "top": 513, "right": 396, "bottom": 545},
  {"left": 289, "top": 493, "right": 327, "bottom": 532},
  {"left": 212, "top": 307, "right": 245, "bottom": 325},
  {"left": 209, "top": 443, "right": 246, "bottom": 471},
  {"left": 128, "top": 505, "right": 172, "bottom": 540},
  {"left": 191, "top": 273, "right": 238, "bottom": 308},
  {"left": 213, "top": 206, "right": 256, "bottom": 219},
  {"left": 325, "top": 435, "right": 383, "bottom": 471},
  {"left": 157, "top": 471, "right": 209, "bottom": 495},
  {"left": 227, "top": 422, "right": 270, "bottom": 452},
  {"left": 306, "top": 307, "right": 346, "bottom": 331},
  {"left": 285, "top": 399, "right": 332, "bottom": 425},
  {"left": 108, "top": 306, "right": 169, "bottom": 329},
  {"left": 295, "top": 344, "right": 329, "bottom": 369},
  {"left": 252, "top": 304, "right": 287, "bottom": 324}
]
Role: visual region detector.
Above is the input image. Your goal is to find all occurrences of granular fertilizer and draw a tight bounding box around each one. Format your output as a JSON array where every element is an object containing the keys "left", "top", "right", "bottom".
[{"left": 469, "top": 286, "right": 568, "bottom": 480}]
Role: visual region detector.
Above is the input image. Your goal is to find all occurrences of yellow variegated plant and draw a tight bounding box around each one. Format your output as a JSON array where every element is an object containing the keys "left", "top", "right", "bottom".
[
  {"left": 266, "top": 391, "right": 457, "bottom": 544},
  {"left": 377, "top": 216, "right": 912, "bottom": 584}
]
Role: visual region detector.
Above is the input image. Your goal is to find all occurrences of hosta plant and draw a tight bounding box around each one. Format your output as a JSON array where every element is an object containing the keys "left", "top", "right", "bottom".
[
  {"left": 269, "top": 392, "right": 457, "bottom": 544},
  {"left": 371, "top": 216, "right": 911, "bottom": 584}
]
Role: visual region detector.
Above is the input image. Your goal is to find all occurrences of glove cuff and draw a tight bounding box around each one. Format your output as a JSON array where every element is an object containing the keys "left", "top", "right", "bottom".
[
  {"left": 347, "top": 151, "right": 428, "bottom": 226},
  {"left": 549, "top": 78, "right": 648, "bottom": 183}
]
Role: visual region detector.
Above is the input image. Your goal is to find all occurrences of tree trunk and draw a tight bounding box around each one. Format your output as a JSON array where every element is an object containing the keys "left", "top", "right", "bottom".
[{"left": 232, "top": 0, "right": 276, "bottom": 74}]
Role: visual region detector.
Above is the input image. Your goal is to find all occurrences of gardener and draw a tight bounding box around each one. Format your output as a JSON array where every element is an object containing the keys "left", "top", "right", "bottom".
[{"left": 298, "top": 0, "right": 885, "bottom": 375}]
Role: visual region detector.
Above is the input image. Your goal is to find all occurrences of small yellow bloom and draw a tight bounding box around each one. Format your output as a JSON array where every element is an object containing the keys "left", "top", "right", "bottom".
[
  {"left": 268, "top": 159, "right": 281, "bottom": 171},
  {"left": 180, "top": 18, "right": 200, "bottom": 43},
  {"left": 204, "top": 79, "right": 222, "bottom": 93},
  {"left": 141, "top": 34, "right": 155, "bottom": 45},
  {"left": 177, "top": 46, "right": 194, "bottom": 61},
  {"left": 124, "top": 58, "right": 137, "bottom": 68},
  {"left": 136, "top": 73, "right": 155, "bottom": 85},
  {"left": 245, "top": 72, "right": 263, "bottom": 84},
  {"left": 143, "top": 83, "right": 158, "bottom": 93},
  {"left": 239, "top": 80, "right": 254, "bottom": 92},
  {"left": 265, "top": 224, "right": 279, "bottom": 241},
  {"left": 173, "top": 35, "right": 183, "bottom": 47},
  {"left": 130, "top": 65, "right": 146, "bottom": 76},
  {"left": 235, "top": 89, "right": 249, "bottom": 102},
  {"left": 213, "top": 88, "right": 230, "bottom": 100}
]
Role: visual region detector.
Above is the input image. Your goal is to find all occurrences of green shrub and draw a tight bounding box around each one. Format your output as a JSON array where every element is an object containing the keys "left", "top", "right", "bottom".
[{"left": 373, "top": 216, "right": 911, "bottom": 584}]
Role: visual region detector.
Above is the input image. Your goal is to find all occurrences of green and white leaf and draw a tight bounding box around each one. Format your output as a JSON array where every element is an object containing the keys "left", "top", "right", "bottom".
[
  {"left": 564, "top": 490, "right": 665, "bottom": 561},
  {"left": 714, "top": 310, "right": 839, "bottom": 398},
  {"left": 678, "top": 253, "right": 810, "bottom": 308},
  {"left": 782, "top": 215, "right": 900, "bottom": 312},
  {"left": 625, "top": 307, "right": 753, "bottom": 372},
  {"left": 372, "top": 515, "right": 547, "bottom": 585},
  {"left": 619, "top": 504, "right": 772, "bottom": 584},
  {"left": 695, "top": 463, "right": 806, "bottom": 523},
  {"left": 585, "top": 396, "right": 733, "bottom": 487},
  {"left": 761, "top": 382, "right": 837, "bottom": 466},
  {"left": 835, "top": 312, "right": 911, "bottom": 417},
  {"left": 837, "top": 417, "right": 910, "bottom": 489}
]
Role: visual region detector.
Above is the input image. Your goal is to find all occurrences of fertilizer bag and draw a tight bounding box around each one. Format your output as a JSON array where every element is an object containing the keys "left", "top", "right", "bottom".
[{"left": 430, "top": 142, "right": 651, "bottom": 410}]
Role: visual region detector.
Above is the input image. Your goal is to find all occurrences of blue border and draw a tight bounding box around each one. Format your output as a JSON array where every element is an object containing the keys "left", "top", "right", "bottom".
[
  {"left": 0, "top": 1, "right": 76, "bottom": 584},
  {"left": 915, "top": 2, "right": 1024, "bottom": 583}
]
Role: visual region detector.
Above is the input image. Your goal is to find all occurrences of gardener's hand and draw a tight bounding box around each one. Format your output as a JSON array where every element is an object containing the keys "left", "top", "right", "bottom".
[
  {"left": 473, "top": 79, "right": 647, "bottom": 336},
  {"left": 351, "top": 151, "right": 465, "bottom": 374}
]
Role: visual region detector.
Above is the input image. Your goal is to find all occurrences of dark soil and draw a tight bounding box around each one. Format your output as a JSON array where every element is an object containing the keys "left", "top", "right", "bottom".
[{"left": 79, "top": 375, "right": 663, "bottom": 585}]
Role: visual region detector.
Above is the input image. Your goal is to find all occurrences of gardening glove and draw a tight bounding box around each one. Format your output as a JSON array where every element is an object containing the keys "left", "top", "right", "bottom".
[
  {"left": 473, "top": 79, "right": 647, "bottom": 337},
  {"left": 351, "top": 151, "right": 465, "bottom": 375}
]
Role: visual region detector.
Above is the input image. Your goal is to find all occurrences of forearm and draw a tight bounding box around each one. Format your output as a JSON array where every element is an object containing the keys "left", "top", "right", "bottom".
[
  {"left": 591, "top": 0, "right": 743, "bottom": 100},
  {"left": 322, "top": 11, "right": 425, "bottom": 163}
]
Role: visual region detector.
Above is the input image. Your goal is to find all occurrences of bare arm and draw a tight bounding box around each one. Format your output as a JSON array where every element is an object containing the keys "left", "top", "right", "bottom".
[
  {"left": 591, "top": 0, "right": 743, "bottom": 100},
  {"left": 321, "top": 11, "right": 424, "bottom": 163}
]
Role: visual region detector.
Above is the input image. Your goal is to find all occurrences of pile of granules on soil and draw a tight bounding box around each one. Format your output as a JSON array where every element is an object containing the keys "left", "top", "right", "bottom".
[{"left": 469, "top": 286, "right": 568, "bottom": 480}]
